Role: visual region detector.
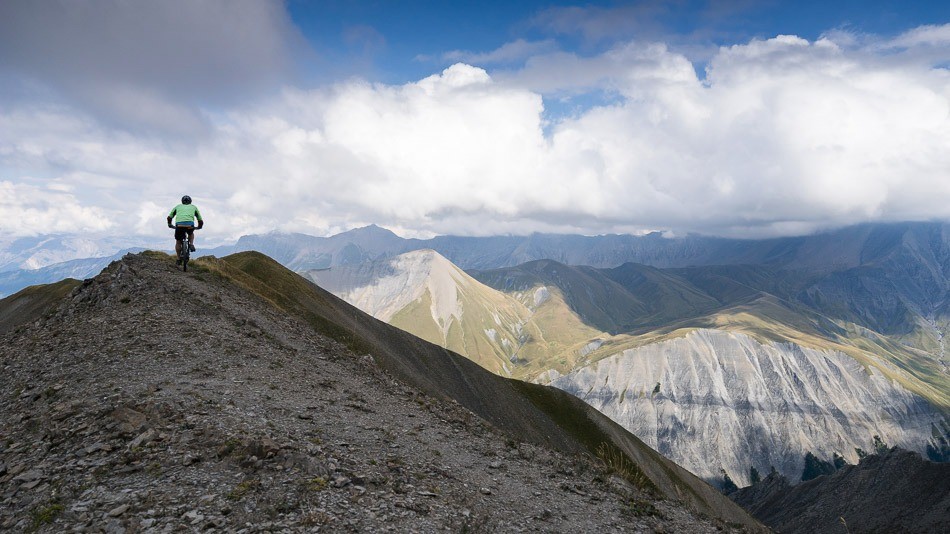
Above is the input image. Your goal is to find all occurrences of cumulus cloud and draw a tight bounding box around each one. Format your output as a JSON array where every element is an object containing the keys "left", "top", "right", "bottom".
[
  {"left": 0, "top": 181, "right": 113, "bottom": 235},
  {"left": 2, "top": 24, "right": 950, "bottom": 242}
]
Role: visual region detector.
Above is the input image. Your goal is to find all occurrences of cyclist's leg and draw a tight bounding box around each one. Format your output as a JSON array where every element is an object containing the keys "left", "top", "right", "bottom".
[
  {"left": 187, "top": 228, "right": 196, "bottom": 252},
  {"left": 174, "top": 227, "right": 185, "bottom": 259}
]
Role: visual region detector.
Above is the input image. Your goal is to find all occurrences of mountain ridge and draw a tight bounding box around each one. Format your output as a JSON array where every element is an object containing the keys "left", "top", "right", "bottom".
[{"left": 0, "top": 251, "right": 760, "bottom": 531}]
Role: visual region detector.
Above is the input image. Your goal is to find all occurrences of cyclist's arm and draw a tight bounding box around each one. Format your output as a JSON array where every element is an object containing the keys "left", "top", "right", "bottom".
[
  {"left": 195, "top": 208, "right": 204, "bottom": 229},
  {"left": 167, "top": 207, "right": 176, "bottom": 228}
]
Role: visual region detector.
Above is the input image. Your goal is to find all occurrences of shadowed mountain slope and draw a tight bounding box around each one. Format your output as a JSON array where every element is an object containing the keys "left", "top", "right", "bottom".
[
  {"left": 0, "top": 251, "right": 761, "bottom": 531},
  {"left": 471, "top": 260, "right": 652, "bottom": 335},
  {"left": 730, "top": 448, "right": 950, "bottom": 533}
]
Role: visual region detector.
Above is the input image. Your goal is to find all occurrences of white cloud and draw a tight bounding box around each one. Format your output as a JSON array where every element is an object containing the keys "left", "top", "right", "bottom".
[
  {"left": 2, "top": 28, "right": 950, "bottom": 241},
  {"left": 444, "top": 39, "right": 559, "bottom": 65},
  {"left": 885, "top": 24, "right": 950, "bottom": 49},
  {"left": 0, "top": 181, "right": 113, "bottom": 235}
]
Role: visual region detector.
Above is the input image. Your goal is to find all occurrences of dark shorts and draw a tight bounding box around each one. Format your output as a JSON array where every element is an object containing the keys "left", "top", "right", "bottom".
[{"left": 174, "top": 226, "right": 195, "bottom": 240}]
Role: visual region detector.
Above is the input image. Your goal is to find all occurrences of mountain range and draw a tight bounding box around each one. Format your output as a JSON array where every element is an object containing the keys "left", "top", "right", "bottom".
[
  {"left": 303, "top": 228, "right": 950, "bottom": 488},
  {"left": 3, "top": 223, "right": 949, "bottom": 487}
]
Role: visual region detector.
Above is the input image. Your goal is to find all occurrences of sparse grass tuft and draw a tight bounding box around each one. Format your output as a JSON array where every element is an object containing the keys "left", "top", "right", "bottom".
[
  {"left": 596, "top": 442, "right": 652, "bottom": 491},
  {"left": 227, "top": 479, "right": 259, "bottom": 500},
  {"left": 30, "top": 503, "right": 64, "bottom": 529},
  {"left": 304, "top": 476, "right": 329, "bottom": 492}
]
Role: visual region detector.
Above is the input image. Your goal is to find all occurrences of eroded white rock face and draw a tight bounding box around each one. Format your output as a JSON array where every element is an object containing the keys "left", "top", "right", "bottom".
[
  {"left": 551, "top": 329, "right": 945, "bottom": 486},
  {"left": 334, "top": 250, "right": 467, "bottom": 335}
]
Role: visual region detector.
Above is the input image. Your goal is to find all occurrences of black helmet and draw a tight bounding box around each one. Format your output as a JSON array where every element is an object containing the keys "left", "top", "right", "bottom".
[{"left": 182, "top": 195, "right": 192, "bottom": 205}]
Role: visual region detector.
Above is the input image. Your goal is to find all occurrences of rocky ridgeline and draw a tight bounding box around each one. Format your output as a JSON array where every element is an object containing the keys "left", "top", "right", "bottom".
[{"left": 0, "top": 253, "right": 740, "bottom": 532}]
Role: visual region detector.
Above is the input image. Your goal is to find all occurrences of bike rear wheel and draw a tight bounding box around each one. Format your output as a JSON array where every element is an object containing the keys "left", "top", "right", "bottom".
[{"left": 180, "top": 239, "right": 190, "bottom": 271}]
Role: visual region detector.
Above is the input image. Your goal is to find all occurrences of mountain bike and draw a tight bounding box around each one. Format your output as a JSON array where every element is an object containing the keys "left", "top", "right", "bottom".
[{"left": 175, "top": 226, "right": 199, "bottom": 272}]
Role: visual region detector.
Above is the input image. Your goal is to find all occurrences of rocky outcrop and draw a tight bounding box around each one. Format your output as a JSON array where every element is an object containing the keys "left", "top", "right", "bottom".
[{"left": 552, "top": 329, "right": 946, "bottom": 486}]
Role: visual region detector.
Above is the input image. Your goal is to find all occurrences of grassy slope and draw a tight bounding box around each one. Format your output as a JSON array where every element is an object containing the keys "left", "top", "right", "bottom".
[
  {"left": 386, "top": 271, "right": 603, "bottom": 379},
  {"left": 0, "top": 278, "right": 81, "bottom": 334},
  {"left": 183, "top": 251, "right": 761, "bottom": 528}
]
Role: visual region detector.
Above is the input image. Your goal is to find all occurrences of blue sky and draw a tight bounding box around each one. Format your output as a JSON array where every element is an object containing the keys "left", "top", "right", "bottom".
[
  {"left": 1, "top": 0, "right": 950, "bottom": 256},
  {"left": 288, "top": 1, "right": 950, "bottom": 82}
]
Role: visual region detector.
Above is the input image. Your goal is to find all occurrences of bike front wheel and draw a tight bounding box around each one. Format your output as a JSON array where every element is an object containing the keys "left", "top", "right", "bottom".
[{"left": 179, "top": 241, "right": 190, "bottom": 271}]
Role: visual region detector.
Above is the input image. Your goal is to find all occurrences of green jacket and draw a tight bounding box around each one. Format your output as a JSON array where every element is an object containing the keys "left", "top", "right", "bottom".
[{"left": 169, "top": 204, "right": 202, "bottom": 225}]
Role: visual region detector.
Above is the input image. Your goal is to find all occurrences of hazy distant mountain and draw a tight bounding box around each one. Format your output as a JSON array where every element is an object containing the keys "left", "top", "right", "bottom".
[
  {"left": 6, "top": 222, "right": 946, "bottom": 489},
  {"left": 0, "top": 251, "right": 139, "bottom": 298},
  {"left": 6, "top": 221, "right": 950, "bottom": 302},
  {"left": 0, "top": 235, "right": 156, "bottom": 272},
  {"left": 205, "top": 225, "right": 411, "bottom": 270}
]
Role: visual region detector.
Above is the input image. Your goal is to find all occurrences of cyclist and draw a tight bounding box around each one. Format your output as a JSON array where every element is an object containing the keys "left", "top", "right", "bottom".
[{"left": 167, "top": 195, "right": 204, "bottom": 262}]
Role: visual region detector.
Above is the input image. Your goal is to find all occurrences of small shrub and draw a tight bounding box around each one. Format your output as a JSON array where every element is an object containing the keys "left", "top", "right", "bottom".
[
  {"left": 801, "top": 452, "right": 836, "bottom": 481},
  {"left": 30, "top": 503, "right": 64, "bottom": 528},
  {"left": 749, "top": 466, "right": 761, "bottom": 485},
  {"left": 873, "top": 435, "right": 889, "bottom": 455},
  {"left": 833, "top": 452, "right": 848, "bottom": 469},
  {"left": 721, "top": 469, "right": 738, "bottom": 493}
]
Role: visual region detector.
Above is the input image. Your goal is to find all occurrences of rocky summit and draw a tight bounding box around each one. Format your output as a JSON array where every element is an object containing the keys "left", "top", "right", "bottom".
[{"left": 0, "top": 251, "right": 760, "bottom": 532}]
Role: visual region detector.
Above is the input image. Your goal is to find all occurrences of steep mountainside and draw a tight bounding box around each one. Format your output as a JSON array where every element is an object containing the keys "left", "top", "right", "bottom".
[
  {"left": 730, "top": 448, "right": 950, "bottom": 533},
  {"left": 318, "top": 251, "right": 949, "bottom": 490},
  {"left": 0, "top": 252, "right": 760, "bottom": 532},
  {"left": 302, "top": 250, "right": 601, "bottom": 377},
  {"left": 552, "top": 329, "right": 944, "bottom": 485}
]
